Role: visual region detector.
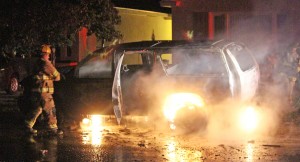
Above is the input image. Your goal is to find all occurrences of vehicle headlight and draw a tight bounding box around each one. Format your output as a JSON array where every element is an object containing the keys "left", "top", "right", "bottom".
[
  {"left": 163, "top": 93, "right": 205, "bottom": 124},
  {"left": 239, "top": 106, "right": 260, "bottom": 133}
]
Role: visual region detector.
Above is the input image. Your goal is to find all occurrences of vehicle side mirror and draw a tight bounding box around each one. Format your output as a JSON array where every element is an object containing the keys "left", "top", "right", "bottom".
[{"left": 122, "top": 64, "right": 129, "bottom": 72}]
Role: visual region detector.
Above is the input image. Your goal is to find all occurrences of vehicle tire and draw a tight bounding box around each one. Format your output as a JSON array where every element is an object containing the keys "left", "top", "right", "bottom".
[
  {"left": 6, "top": 75, "right": 19, "bottom": 95},
  {"left": 174, "top": 107, "right": 208, "bottom": 133}
]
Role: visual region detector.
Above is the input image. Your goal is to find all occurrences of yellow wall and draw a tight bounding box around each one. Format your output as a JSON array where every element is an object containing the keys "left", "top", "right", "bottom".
[
  {"left": 58, "top": 8, "right": 172, "bottom": 63},
  {"left": 114, "top": 7, "right": 172, "bottom": 44}
]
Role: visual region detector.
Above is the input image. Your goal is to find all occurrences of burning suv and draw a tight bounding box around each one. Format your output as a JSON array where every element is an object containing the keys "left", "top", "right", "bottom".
[{"left": 112, "top": 40, "right": 260, "bottom": 131}]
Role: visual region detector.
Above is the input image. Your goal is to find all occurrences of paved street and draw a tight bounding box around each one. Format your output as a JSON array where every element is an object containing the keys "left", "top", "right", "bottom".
[{"left": 1, "top": 91, "right": 300, "bottom": 161}]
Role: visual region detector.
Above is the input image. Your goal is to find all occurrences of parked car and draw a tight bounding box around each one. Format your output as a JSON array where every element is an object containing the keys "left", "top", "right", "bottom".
[
  {"left": 111, "top": 40, "right": 260, "bottom": 131},
  {"left": 0, "top": 53, "right": 34, "bottom": 94}
]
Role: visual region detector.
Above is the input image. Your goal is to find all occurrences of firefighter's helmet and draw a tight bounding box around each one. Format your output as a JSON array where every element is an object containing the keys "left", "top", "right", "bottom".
[{"left": 41, "top": 44, "right": 51, "bottom": 55}]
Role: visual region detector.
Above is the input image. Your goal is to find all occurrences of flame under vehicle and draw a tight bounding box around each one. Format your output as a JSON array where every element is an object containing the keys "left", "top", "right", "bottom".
[{"left": 112, "top": 40, "right": 260, "bottom": 132}]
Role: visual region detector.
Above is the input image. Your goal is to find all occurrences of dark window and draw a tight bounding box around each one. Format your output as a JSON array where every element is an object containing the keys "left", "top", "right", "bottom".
[
  {"left": 277, "top": 14, "right": 287, "bottom": 29},
  {"left": 193, "top": 12, "right": 208, "bottom": 40},
  {"left": 229, "top": 14, "right": 272, "bottom": 40},
  {"left": 252, "top": 15, "right": 272, "bottom": 35},
  {"left": 214, "top": 14, "right": 226, "bottom": 39},
  {"left": 67, "top": 46, "right": 72, "bottom": 57},
  {"left": 56, "top": 47, "right": 61, "bottom": 59}
]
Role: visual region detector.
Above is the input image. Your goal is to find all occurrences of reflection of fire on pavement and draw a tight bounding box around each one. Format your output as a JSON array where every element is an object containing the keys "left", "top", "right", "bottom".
[
  {"left": 79, "top": 114, "right": 149, "bottom": 145},
  {"left": 165, "top": 137, "right": 203, "bottom": 161},
  {"left": 82, "top": 131, "right": 103, "bottom": 146},
  {"left": 246, "top": 143, "right": 254, "bottom": 162}
]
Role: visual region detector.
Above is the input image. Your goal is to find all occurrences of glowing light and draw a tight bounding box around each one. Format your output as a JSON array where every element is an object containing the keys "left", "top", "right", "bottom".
[
  {"left": 246, "top": 143, "right": 254, "bottom": 162},
  {"left": 170, "top": 123, "right": 176, "bottom": 130},
  {"left": 186, "top": 30, "right": 193, "bottom": 40},
  {"left": 82, "top": 118, "right": 90, "bottom": 125},
  {"left": 183, "top": 30, "right": 194, "bottom": 40},
  {"left": 175, "top": 0, "right": 182, "bottom": 7},
  {"left": 81, "top": 115, "right": 103, "bottom": 131},
  {"left": 91, "top": 115, "right": 102, "bottom": 131},
  {"left": 239, "top": 106, "right": 259, "bottom": 132},
  {"left": 163, "top": 93, "right": 204, "bottom": 123}
]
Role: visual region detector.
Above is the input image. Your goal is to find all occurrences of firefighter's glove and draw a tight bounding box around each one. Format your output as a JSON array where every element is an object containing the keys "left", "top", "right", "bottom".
[
  {"left": 44, "top": 60, "right": 60, "bottom": 80},
  {"left": 43, "top": 60, "right": 56, "bottom": 75}
]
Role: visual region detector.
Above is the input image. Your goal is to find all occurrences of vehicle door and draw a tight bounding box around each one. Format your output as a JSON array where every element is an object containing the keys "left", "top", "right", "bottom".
[
  {"left": 112, "top": 51, "right": 155, "bottom": 123},
  {"left": 112, "top": 54, "right": 124, "bottom": 124},
  {"left": 223, "top": 43, "right": 260, "bottom": 102}
]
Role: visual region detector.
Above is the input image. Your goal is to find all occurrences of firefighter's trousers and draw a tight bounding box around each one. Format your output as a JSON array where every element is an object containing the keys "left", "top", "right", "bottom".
[{"left": 24, "top": 93, "right": 58, "bottom": 130}]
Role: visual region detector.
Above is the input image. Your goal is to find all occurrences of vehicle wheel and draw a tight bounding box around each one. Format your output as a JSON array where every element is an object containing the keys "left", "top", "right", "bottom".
[
  {"left": 6, "top": 75, "right": 19, "bottom": 95},
  {"left": 174, "top": 107, "right": 208, "bottom": 133}
]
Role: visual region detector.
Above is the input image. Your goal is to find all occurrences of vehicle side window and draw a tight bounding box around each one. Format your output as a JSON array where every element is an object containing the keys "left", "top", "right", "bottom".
[
  {"left": 122, "top": 53, "right": 143, "bottom": 65},
  {"left": 122, "top": 52, "right": 154, "bottom": 73},
  {"left": 159, "top": 53, "right": 171, "bottom": 68},
  {"left": 78, "top": 52, "right": 112, "bottom": 78},
  {"left": 226, "top": 44, "right": 255, "bottom": 71}
]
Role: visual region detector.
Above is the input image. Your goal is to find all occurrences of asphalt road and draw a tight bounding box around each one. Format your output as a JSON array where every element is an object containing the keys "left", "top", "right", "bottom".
[{"left": 1, "top": 91, "right": 300, "bottom": 161}]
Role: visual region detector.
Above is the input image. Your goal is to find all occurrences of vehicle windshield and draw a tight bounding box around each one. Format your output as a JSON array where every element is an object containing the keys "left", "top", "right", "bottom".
[{"left": 162, "top": 48, "right": 227, "bottom": 76}]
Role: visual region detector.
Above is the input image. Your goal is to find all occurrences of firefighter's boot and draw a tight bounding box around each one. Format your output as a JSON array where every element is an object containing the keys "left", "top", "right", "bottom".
[
  {"left": 26, "top": 127, "right": 38, "bottom": 134},
  {"left": 49, "top": 129, "right": 63, "bottom": 136}
]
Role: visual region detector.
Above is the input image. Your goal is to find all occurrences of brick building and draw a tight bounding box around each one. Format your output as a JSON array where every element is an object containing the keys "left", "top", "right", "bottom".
[{"left": 161, "top": 0, "right": 300, "bottom": 50}]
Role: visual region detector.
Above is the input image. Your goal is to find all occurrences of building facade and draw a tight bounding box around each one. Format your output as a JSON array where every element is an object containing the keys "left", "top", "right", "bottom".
[
  {"left": 161, "top": 0, "right": 300, "bottom": 50},
  {"left": 114, "top": 7, "right": 172, "bottom": 44},
  {"left": 56, "top": 7, "right": 172, "bottom": 64}
]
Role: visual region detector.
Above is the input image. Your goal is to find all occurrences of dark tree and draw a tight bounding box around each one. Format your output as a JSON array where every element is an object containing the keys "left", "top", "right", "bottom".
[{"left": 0, "top": 0, "right": 121, "bottom": 56}]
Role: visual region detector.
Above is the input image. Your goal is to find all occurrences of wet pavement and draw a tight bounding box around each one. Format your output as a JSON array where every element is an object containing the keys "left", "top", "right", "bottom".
[
  {"left": 1, "top": 91, "right": 300, "bottom": 161},
  {"left": 1, "top": 114, "right": 300, "bottom": 161}
]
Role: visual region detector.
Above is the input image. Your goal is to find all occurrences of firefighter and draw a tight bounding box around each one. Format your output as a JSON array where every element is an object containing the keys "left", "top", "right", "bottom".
[
  {"left": 260, "top": 52, "right": 278, "bottom": 83},
  {"left": 281, "top": 43, "right": 300, "bottom": 105},
  {"left": 22, "top": 44, "right": 63, "bottom": 135}
]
